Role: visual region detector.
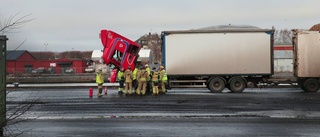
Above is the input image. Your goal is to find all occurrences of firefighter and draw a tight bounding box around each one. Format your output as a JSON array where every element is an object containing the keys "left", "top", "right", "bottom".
[
  {"left": 132, "top": 66, "right": 139, "bottom": 94},
  {"left": 145, "top": 64, "right": 151, "bottom": 94},
  {"left": 95, "top": 67, "right": 104, "bottom": 97},
  {"left": 159, "top": 65, "right": 168, "bottom": 94},
  {"left": 151, "top": 67, "right": 160, "bottom": 96},
  {"left": 137, "top": 66, "right": 148, "bottom": 96},
  {"left": 124, "top": 66, "right": 133, "bottom": 95},
  {"left": 135, "top": 66, "right": 142, "bottom": 95},
  {"left": 117, "top": 67, "right": 125, "bottom": 95}
]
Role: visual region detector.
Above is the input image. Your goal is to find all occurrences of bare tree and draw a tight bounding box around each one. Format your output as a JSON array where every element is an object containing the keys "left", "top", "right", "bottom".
[
  {"left": 3, "top": 91, "right": 38, "bottom": 137},
  {"left": 0, "top": 12, "right": 34, "bottom": 34},
  {"left": 30, "top": 51, "right": 56, "bottom": 60},
  {"left": 59, "top": 51, "right": 93, "bottom": 60},
  {"left": 1, "top": 13, "right": 35, "bottom": 136},
  {"left": 0, "top": 12, "right": 35, "bottom": 58},
  {"left": 274, "top": 29, "right": 293, "bottom": 45}
]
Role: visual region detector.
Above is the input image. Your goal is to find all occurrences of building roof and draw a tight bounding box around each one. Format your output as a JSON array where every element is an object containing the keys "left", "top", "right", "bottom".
[
  {"left": 162, "top": 25, "right": 272, "bottom": 34},
  {"left": 6, "top": 50, "right": 35, "bottom": 60},
  {"left": 197, "top": 25, "right": 261, "bottom": 30}
]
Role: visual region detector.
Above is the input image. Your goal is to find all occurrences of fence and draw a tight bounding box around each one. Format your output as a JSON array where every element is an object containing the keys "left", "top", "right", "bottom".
[{"left": 6, "top": 66, "right": 110, "bottom": 75}]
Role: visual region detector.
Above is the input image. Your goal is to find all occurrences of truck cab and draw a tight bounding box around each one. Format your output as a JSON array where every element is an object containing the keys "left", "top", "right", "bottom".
[{"left": 100, "top": 30, "right": 141, "bottom": 70}]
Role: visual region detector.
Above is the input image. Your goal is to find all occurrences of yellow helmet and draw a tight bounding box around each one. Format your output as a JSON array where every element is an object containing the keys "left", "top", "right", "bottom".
[{"left": 160, "top": 66, "right": 164, "bottom": 69}]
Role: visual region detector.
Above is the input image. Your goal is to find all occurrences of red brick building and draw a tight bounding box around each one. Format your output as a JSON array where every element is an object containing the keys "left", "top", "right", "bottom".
[{"left": 6, "top": 50, "right": 88, "bottom": 74}]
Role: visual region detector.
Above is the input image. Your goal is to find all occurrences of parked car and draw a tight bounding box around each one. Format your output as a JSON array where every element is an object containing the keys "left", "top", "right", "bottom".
[
  {"left": 85, "top": 66, "right": 95, "bottom": 73},
  {"left": 32, "top": 67, "right": 46, "bottom": 74},
  {"left": 65, "top": 68, "right": 75, "bottom": 74}
]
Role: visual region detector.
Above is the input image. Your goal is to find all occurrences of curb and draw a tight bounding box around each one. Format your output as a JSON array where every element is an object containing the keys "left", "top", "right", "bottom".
[
  {"left": 17, "top": 112, "right": 320, "bottom": 120},
  {"left": 6, "top": 83, "right": 120, "bottom": 88}
]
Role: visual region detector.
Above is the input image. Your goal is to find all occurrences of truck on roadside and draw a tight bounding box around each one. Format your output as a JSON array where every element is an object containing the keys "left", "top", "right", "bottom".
[
  {"left": 99, "top": 26, "right": 320, "bottom": 93},
  {"left": 161, "top": 27, "right": 275, "bottom": 93},
  {"left": 292, "top": 29, "right": 320, "bottom": 92}
]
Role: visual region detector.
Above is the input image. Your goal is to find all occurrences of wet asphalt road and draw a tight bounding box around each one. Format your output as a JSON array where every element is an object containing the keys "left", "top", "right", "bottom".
[
  {"left": 9, "top": 118, "right": 320, "bottom": 137},
  {"left": 5, "top": 87, "right": 320, "bottom": 136}
]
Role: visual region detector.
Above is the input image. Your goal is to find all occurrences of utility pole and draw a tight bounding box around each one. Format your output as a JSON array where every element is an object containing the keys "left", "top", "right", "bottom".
[
  {"left": 44, "top": 43, "right": 48, "bottom": 52},
  {"left": 0, "top": 35, "right": 8, "bottom": 136}
]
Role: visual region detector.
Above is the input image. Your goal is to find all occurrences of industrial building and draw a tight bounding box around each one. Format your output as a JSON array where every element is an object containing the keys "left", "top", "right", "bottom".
[{"left": 6, "top": 50, "right": 88, "bottom": 74}]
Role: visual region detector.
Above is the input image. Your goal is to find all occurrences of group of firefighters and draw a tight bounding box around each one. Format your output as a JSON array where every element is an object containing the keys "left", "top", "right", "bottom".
[{"left": 95, "top": 64, "right": 167, "bottom": 97}]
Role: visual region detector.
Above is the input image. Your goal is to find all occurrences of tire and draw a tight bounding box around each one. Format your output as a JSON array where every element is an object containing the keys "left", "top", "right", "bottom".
[
  {"left": 303, "top": 78, "right": 320, "bottom": 93},
  {"left": 229, "top": 77, "right": 246, "bottom": 93},
  {"left": 208, "top": 77, "right": 225, "bottom": 93}
]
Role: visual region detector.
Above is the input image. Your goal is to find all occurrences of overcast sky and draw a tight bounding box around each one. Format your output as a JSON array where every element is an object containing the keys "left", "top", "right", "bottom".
[{"left": 1, "top": 0, "right": 320, "bottom": 52}]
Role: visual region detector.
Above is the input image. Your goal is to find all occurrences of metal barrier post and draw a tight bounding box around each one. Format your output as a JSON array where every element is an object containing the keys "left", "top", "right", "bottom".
[{"left": 0, "top": 35, "right": 8, "bottom": 136}]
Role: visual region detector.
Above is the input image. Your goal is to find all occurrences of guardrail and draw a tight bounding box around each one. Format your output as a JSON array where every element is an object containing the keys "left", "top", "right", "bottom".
[{"left": 6, "top": 73, "right": 110, "bottom": 84}]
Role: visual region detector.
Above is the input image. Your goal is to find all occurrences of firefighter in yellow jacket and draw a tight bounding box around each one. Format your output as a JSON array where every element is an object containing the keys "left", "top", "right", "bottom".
[
  {"left": 132, "top": 67, "right": 139, "bottom": 94},
  {"left": 117, "top": 67, "right": 125, "bottom": 95},
  {"left": 96, "top": 67, "right": 104, "bottom": 97},
  {"left": 151, "top": 67, "right": 160, "bottom": 96},
  {"left": 159, "top": 66, "right": 168, "bottom": 94},
  {"left": 145, "top": 64, "right": 151, "bottom": 93},
  {"left": 124, "top": 66, "right": 133, "bottom": 95},
  {"left": 137, "top": 66, "right": 148, "bottom": 96}
]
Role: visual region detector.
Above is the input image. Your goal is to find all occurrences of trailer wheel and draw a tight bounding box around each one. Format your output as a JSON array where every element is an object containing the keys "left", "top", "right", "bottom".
[
  {"left": 303, "top": 79, "right": 320, "bottom": 93},
  {"left": 208, "top": 78, "right": 225, "bottom": 93},
  {"left": 229, "top": 77, "right": 246, "bottom": 93}
]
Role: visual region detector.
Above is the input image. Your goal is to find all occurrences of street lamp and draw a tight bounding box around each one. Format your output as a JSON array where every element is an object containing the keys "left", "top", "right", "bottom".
[{"left": 44, "top": 43, "right": 48, "bottom": 51}]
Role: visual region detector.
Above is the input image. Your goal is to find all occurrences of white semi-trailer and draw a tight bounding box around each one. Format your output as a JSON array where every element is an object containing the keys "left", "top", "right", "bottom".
[
  {"left": 161, "top": 28, "right": 320, "bottom": 93},
  {"left": 293, "top": 29, "right": 320, "bottom": 93},
  {"left": 161, "top": 28, "right": 274, "bottom": 93}
]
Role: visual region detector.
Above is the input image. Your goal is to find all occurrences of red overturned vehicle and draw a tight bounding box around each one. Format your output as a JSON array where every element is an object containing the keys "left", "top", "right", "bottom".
[{"left": 100, "top": 30, "right": 142, "bottom": 82}]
